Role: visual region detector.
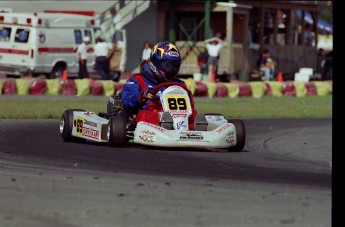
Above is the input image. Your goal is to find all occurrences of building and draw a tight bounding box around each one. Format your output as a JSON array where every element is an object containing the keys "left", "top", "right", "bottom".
[
  {"left": 155, "top": 0, "right": 332, "bottom": 80},
  {"left": 2, "top": 1, "right": 332, "bottom": 80}
]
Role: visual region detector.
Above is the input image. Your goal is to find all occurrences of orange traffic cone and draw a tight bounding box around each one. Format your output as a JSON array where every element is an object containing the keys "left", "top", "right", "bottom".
[
  {"left": 62, "top": 69, "right": 68, "bottom": 81},
  {"left": 277, "top": 71, "right": 283, "bottom": 82}
]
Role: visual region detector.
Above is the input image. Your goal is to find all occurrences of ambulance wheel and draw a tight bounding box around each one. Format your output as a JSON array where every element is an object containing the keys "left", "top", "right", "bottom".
[
  {"left": 50, "top": 63, "right": 66, "bottom": 79},
  {"left": 108, "top": 115, "right": 127, "bottom": 147},
  {"left": 227, "top": 119, "right": 246, "bottom": 152},
  {"left": 60, "top": 109, "right": 85, "bottom": 142}
]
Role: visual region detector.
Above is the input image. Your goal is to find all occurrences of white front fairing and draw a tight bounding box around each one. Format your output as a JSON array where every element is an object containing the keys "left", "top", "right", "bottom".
[
  {"left": 134, "top": 121, "right": 237, "bottom": 149},
  {"left": 160, "top": 86, "right": 192, "bottom": 131},
  {"left": 71, "top": 111, "right": 109, "bottom": 142}
]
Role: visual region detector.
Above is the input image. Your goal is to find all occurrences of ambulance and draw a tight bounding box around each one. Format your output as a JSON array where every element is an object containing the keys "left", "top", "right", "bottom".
[{"left": 0, "top": 12, "right": 126, "bottom": 78}]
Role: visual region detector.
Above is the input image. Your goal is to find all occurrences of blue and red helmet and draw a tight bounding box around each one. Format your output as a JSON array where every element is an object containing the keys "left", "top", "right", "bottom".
[{"left": 149, "top": 42, "right": 181, "bottom": 82}]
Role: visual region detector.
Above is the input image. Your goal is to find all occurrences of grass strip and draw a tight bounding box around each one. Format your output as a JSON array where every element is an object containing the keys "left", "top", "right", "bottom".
[{"left": 0, "top": 95, "right": 332, "bottom": 119}]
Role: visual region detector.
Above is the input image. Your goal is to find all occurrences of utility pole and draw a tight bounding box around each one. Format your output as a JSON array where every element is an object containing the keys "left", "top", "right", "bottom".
[
  {"left": 204, "top": 0, "right": 211, "bottom": 39},
  {"left": 169, "top": 1, "right": 176, "bottom": 43}
]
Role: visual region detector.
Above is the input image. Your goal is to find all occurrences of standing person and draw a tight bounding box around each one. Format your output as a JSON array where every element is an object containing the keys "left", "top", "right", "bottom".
[
  {"left": 257, "top": 49, "right": 276, "bottom": 81},
  {"left": 204, "top": 37, "right": 224, "bottom": 82},
  {"left": 142, "top": 41, "right": 152, "bottom": 61},
  {"left": 317, "top": 48, "right": 326, "bottom": 78},
  {"left": 304, "top": 24, "right": 314, "bottom": 46},
  {"left": 77, "top": 36, "right": 90, "bottom": 79},
  {"left": 94, "top": 37, "right": 112, "bottom": 80},
  {"left": 108, "top": 41, "right": 123, "bottom": 82}
]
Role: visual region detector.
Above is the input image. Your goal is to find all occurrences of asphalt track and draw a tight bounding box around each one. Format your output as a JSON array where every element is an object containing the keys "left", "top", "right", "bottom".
[{"left": 0, "top": 119, "right": 331, "bottom": 227}]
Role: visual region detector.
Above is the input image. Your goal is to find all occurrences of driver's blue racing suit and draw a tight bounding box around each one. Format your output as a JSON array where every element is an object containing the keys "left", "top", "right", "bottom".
[{"left": 121, "top": 62, "right": 197, "bottom": 129}]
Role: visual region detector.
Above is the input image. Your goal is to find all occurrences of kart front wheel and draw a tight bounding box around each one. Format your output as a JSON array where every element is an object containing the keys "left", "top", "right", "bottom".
[
  {"left": 107, "top": 115, "right": 127, "bottom": 147},
  {"left": 227, "top": 119, "right": 246, "bottom": 152},
  {"left": 60, "top": 109, "right": 85, "bottom": 142}
]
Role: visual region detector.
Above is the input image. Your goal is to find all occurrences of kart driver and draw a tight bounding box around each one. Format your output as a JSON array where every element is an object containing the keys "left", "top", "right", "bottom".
[{"left": 121, "top": 42, "right": 199, "bottom": 130}]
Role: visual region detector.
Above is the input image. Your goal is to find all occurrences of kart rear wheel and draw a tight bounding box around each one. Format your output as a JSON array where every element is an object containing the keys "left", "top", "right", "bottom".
[
  {"left": 227, "top": 119, "right": 246, "bottom": 152},
  {"left": 60, "top": 109, "right": 85, "bottom": 142},
  {"left": 107, "top": 115, "right": 127, "bottom": 147}
]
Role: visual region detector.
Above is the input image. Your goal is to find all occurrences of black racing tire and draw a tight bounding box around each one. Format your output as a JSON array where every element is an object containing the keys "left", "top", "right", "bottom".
[
  {"left": 108, "top": 115, "right": 128, "bottom": 147},
  {"left": 50, "top": 63, "right": 66, "bottom": 79},
  {"left": 60, "top": 109, "right": 85, "bottom": 142},
  {"left": 227, "top": 119, "right": 246, "bottom": 152}
]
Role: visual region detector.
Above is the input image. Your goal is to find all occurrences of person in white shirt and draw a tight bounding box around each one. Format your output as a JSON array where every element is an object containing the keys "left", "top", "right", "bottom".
[
  {"left": 94, "top": 37, "right": 113, "bottom": 80},
  {"left": 142, "top": 41, "right": 152, "bottom": 61},
  {"left": 205, "top": 37, "right": 224, "bottom": 82},
  {"left": 77, "top": 36, "right": 90, "bottom": 79}
]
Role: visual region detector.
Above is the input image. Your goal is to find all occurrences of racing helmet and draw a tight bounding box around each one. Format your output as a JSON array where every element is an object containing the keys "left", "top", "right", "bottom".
[{"left": 149, "top": 42, "right": 181, "bottom": 82}]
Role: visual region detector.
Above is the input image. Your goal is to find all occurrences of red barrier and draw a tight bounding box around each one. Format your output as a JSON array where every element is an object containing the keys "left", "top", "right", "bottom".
[
  {"left": 194, "top": 81, "right": 208, "bottom": 97},
  {"left": 305, "top": 82, "right": 317, "bottom": 96},
  {"left": 239, "top": 83, "right": 252, "bottom": 97},
  {"left": 283, "top": 82, "right": 296, "bottom": 96},
  {"left": 61, "top": 79, "right": 76, "bottom": 96},
  {"left": 265, "top": 83, "right": 273, "bottom": 96},
  {"left": 29, "top": 79, "right": 47, "bottom": 95},
  {"left": 216, "top": 83, "right": 228, "bottom": 97},
  {"left": 90, "top": 79, "right": 104, "bottom": 96},
  {"left": 1, "top": 78, "right": 16, "bottom": 95}
]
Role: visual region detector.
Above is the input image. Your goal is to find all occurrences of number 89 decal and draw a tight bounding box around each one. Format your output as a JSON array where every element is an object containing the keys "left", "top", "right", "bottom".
[
  {"left": 76, "top": 117, "right": 83, "bottom": 135},
  {"left": 165, "top": 96, "right": 190, "bottom": 110}
]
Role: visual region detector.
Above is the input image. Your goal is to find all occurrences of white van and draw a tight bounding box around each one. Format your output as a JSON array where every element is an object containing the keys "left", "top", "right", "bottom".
[{"left": 0, "top": 12, "right": 126, "bottom": 78}]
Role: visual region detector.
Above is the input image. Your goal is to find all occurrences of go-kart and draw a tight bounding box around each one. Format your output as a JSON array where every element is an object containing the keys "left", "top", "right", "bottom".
[{"left": 59, "top": 82, "right": 246, "bottom": 151}]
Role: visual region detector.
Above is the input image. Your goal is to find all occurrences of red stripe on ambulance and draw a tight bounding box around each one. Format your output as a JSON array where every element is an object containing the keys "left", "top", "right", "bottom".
[
  {"left": 0, "top": 48, "right": 29, "bottom": 55},
  {"left": 37, "top": 47, "right": 94, "bottom": 53}
]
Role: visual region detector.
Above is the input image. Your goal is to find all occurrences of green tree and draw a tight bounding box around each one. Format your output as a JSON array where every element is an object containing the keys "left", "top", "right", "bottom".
[{"left": 318, "top": 1, "right": 332, "bottom": 24}]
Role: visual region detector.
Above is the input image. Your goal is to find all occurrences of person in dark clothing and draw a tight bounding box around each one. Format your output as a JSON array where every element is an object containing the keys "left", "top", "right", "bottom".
[
  {"left": 94, "top": 37, "right": 112, "bottom": 80},
  {"left": 257, "top": 49, "right": 276, "bottom": 81}
]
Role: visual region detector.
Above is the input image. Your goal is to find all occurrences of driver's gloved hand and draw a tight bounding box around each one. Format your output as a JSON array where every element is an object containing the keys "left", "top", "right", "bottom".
[{"left": 140, "top": 88, "right": 155, "bottom": 103}]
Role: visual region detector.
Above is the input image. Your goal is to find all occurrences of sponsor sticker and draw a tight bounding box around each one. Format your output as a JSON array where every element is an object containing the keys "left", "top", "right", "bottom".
[
  {"left": 216, "top": 124, "right": 230, "bottom": 134},
  {"left": 149, "top": 62, "right": 159, "bottom": 77},
  {"left": 171, "top": 113, "right": 187, "bottom": 118},
  {"left": 206, "top": 115, "right": 225, "bottom": 121},
  {"left": 84, "top": 112, "right": 95, "bottom": 116},
  {"left": 179, "top": 131, "right": 203, "bottom": 140},
  {"left": 167, "top": 51, "right": 179, "bottom": 57},
  {"left": 142, "top": 122, "right": 166, "bottom": 133},
  {"left": 83, "top": 119, "right": 97, "bottom": 128},
  {"left": 176, "top": 121, "right": 186, "bottom": 130},
  {"left": 226, "top": 131, "right": 235, "bottom": 143},
  {"left": 169, "top": 110, "right": 189, "bottom": 114},
  {"left": 82, "top": 128, "right": 99, "bottom": 139},
  {"left": 138, "top": 130, "right": 157, "bottom": 143}
]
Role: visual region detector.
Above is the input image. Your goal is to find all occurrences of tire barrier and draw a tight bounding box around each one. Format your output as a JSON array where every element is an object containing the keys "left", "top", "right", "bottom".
[
  {"left": 194, "top": 81, "right": 208, "bottom": 97},
  {"left": 61, "top": 79, "right": 76, "bottom": 96},
  {"left": 101, "top": 80, "right": 115, "bottom": 96},
  {"left": 266, "top": 82, "right": 284, "bottom": 97},
  {"left": 306, "top": 82, "right": 318, "bottom": 96},
  {"left": 90, "top": 79, "right": 104, "bottom": 96},
  {"left": 29, "top": 79, "right": 47, "bottom": 95},
  {"left": 0, "top": 78, "right": 332, "bottom": 97},
  {"left": 1, "top": 78, "right": 17, "bottom": 95},
  {"left": 250, "top": 82, "right": 266, "bottom": 98}
]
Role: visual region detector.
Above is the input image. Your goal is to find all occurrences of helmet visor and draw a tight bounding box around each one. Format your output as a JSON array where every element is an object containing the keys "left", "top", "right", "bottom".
[{"left": 160, "top": 59, "right": 180, "bottom": 81}]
